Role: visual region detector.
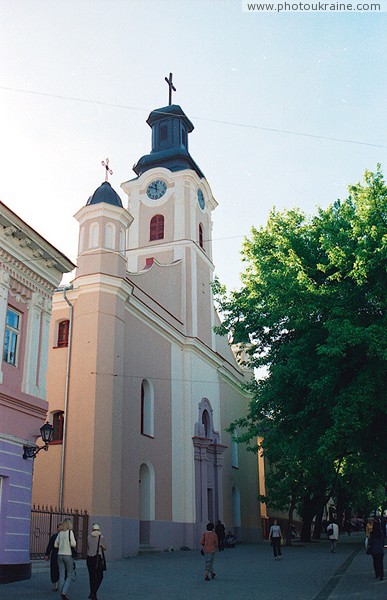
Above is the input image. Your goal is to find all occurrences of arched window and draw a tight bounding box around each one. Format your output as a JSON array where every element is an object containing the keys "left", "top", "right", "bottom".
[
  {"left": 79, "top": 226, "right": 85, "bottom": 253},
  {"left": 141, "top": 379, "right": 154, "bottom": 437},
  {"left": 232, "top": 487, "right": 241, "bottom": 527},
  {"left": 139, "top": 462, "right": 155, "bottom": 521},
  {"left": 119, "top": 228, "right": 126, "bottom": 255},
  {"left": 51, "top": 411, "right": 64, "bottom": 443},
  {"left": 232, "top": 439, "right": 239, "bottom": 468},
  {"left": 89, "top": 222, "right": 99, "bottom": 248},
  {"left": 202, "top": 409, "right": 210, "bottom": 438},
  {"left": 199, "top": 223, "right": 204, "bottom": 249},
  {"left": 105, "top": 222, "right": 116, "bottom": 249},
  {"left": 57, "top": 320, "right": 70, "bottom": 348},
  {"left": 150, "top": 215, "right": 164, "bottom": 241}
]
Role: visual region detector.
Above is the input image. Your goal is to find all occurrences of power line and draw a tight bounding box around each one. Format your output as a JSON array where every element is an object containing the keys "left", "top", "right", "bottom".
[{"left": 0, "top": 84, "right": 385, "bottom": 149}]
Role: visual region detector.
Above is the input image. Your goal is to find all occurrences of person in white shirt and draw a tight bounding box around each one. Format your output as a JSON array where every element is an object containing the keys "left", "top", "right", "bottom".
[
  {"left": 327, "top": 520, "right": 339, "bottom": 553},
  {"left": 269, "top": 519, "right": 283, "bottom": 559},
  {"left": 54, "top": 518, "right": 77, "bottom": 600}
]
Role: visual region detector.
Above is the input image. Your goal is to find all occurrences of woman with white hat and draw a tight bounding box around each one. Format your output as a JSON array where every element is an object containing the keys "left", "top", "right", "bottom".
[{"left": 87, "top": 523, "right": 107, "bottom": 600}]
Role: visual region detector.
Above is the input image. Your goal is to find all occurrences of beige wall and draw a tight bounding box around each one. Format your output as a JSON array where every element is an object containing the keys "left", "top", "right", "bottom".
[{"left": 219, "top": 378, "right": 261, "bottom": 533}]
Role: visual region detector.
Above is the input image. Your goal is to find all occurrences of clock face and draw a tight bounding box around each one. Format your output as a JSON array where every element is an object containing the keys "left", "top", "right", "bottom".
[
  {"left": 146, "top": 180, "right": 167, "bottom": 200},
  {"left": 197, "top": 189, "right": 205, "bottom": 210}
]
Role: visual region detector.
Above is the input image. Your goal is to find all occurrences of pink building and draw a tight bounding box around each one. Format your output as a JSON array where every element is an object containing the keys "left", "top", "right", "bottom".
[
  {"left": 0, "top": 201, "right": 74, "bottom": 583},
  {"left": 33, "top": 103, "right": 263, "bottom": 557}
]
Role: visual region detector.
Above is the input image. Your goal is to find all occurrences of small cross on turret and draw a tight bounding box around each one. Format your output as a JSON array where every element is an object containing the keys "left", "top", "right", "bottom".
[
  {"left": 101, "top": 158, "right": 113, "bottom": 182},
  {"left": 164, "top": 73, "right": 176, "bottom": 105}
]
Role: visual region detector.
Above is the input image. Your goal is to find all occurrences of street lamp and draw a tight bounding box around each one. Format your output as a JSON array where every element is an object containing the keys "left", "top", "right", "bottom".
[{"left": 23, "top": 422, "right": 54, "bottom": 459}]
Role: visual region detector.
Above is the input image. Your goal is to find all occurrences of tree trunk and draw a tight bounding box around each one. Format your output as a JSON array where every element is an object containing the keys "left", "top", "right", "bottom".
[
  {"left": 300, "top": 495, "right": 317, "bottom": 542},
  {"left": 312, "top": 504, "right": 324, "bottom": 539},
  {"left": 285, "top": 502, "right": 296, "bottom": 546},
  {"left": 300, "top": 515, "right": 313, "bottom": 542}
]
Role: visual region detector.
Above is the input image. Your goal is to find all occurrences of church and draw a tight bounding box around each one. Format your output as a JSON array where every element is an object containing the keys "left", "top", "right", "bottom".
[{"left": 32, "top": 86, "right": 262, "bottom": 558}]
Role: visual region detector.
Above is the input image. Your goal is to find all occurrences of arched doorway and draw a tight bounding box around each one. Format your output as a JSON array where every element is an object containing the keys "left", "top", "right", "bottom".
[{"left": 139, "top": 462, "right": 155, "bottom": 545}]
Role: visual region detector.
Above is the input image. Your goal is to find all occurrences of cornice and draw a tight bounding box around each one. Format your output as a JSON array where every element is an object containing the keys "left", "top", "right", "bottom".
[
  {"left": 126, "top": 238, "right": 215, "bottom": 271},
  {"left": 74, "top": 202, "right": 133, "bottom": 228},
  {"left": 0, "top": 202, "right": 75, "bottom": 277},
  {"left": 0, "top": 248, "right": 58, "bottom": 298},
  {"left": 0, "top": 391, "right": 48, "bottom": 420}
]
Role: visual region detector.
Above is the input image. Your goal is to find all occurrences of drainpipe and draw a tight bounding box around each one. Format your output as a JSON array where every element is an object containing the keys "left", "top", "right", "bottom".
[{"left": 57, "top": 285, "right": 73, "bottom": 512}]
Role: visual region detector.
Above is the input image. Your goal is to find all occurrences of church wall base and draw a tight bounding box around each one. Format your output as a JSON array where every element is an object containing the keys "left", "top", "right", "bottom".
[{"left": 234, "top": 526, "right": 262, "bottom": 544}]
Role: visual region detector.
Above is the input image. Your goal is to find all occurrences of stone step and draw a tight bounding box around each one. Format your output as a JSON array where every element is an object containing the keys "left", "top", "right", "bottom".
[{"left": 138, "top": 544, "right": 159, "bottom": 554}]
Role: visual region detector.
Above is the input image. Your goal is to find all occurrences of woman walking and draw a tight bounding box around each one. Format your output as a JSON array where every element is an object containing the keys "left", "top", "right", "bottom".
[
  {"left": 87, "top": 523, "right": 107, "bottom": 600},
  {"left": 269, "top": 519, "right": 283, "bottom": 560},
  {"left": 200, "top": 522, "right": 218, "bottom": 581},
  {"left": 368, "top": 521, "right": 384, "bottom": 581},
  {"left": 54, "top": 518, "right": 77, "bottom": 600}
]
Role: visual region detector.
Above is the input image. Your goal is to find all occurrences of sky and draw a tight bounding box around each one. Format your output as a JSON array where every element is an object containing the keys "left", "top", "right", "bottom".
[{"left": 0, "top": 0, "right": 386, "bottom": 291}]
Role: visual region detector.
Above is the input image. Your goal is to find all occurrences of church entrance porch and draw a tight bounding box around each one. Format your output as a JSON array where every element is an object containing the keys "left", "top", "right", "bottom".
[{"left": 193, "top": 399, "right": 226, "bottom": 530}]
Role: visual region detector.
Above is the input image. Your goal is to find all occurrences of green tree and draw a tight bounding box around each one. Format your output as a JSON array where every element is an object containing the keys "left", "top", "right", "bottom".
[{"left": 215, "top": 168, "right": 387, "bottom": 540}]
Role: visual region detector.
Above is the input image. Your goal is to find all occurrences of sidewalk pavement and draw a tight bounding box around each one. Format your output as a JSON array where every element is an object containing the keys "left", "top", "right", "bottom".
[{"left": 1, "top": 535, "right": 385, "bottom": 600}]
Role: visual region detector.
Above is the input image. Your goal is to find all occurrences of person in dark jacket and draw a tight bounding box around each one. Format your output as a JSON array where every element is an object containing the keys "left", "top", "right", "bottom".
[
  {"left": 215, "top": 520, "right": 226, "bottom": 551},
  {"left": 44, "top": 523, "right": 62, "bottom": 591},
  {"left": 368, "top": 522, "right": 384, "bottom": 581},
  {"left": 87, "top": 523, "right": 107, "bottom": 600}
]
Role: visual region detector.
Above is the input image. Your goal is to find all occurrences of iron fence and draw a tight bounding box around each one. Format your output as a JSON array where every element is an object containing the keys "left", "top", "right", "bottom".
[{"left": 30, "top": 505, "right": 89, "bottom": 559}]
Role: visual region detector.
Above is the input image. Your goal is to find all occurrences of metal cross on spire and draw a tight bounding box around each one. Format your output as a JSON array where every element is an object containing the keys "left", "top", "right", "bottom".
[
  {"left": 101, "top": 158, "right": 113, "bottom": 182},
  {"left": 164, "top": 73, "right": 176, "bottom": 105}
]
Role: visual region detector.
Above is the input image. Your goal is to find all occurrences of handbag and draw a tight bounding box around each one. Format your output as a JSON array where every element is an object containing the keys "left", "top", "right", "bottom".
[
  {"left": 95, "top": 535, "right": 107, "bottom": 572},
  {"left": 68, "top": 531, "right": 78, "bottom": 560}
]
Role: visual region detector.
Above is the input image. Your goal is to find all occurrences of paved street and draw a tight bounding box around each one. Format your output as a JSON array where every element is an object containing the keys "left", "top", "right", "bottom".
[{"left": 1, "top": 536, "right": 386, "bottom": 600}]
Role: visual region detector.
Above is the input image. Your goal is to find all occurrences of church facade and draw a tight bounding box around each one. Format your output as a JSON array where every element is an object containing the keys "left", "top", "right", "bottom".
[{"left": 32, "top": 103, "right": 262, "bottom": 558}]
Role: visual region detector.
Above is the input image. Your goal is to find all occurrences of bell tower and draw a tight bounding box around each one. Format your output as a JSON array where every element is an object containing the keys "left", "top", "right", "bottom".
[
  {"left": 74, "top": 179, "right": 133, "bottom": 279},
  {"left": 121, "top": 100, "right": 217, "bottom": 347}
]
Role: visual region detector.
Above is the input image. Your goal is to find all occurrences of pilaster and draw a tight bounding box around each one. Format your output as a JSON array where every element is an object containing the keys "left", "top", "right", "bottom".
[
  {"left": 0, "top": 270, "right": 10, "bottom": 384},
  {"left": 22, "top": 292, "right": 43, "bottom": 397},
  {"left": 37, "top": 298, "right": 52, "bottom": 398}
]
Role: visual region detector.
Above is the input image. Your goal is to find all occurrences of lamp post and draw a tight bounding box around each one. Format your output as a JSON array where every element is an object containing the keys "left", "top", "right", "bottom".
[{"left": 23, "top": 422, "right": 54, "bottom": 459}]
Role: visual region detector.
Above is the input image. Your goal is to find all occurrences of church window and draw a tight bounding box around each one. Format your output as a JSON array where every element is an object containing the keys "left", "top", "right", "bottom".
[
  {"left": 182, "top": 128, "right": 187, "bottom": 148},
  {"left": 89, "top": 222, "right": 99, "bottom": 248},
  {"left": 150, "top": 215, "right": 164, "bottom": 241},
  {"left": 160, "top": 124, "right": 168, "bottom": 142},
  {"left": 3, "top": 307, "right": 21, "bottom": 366},
  {"left": 202, "top": 409, "right": 210, "bottom": 438},
  {"left": 119, "top": 228, "right": 126, "bottom": 255},
  {"left": 141, "top": 379, "right": 154, "bottom": 437},
  {"left": 79, "top": 227, "right": 85, "bottom": 253},
  {"left": 145, "top": 257, "right": 154, "bottom": 269},
  {"left": 57, "top": 320, "right": 70, "bottom": 348},
  {"left": 199, "top": 223, "right": 204, "bottom": 249},
  {"left": 232, "top": 486, "right": 241, "bottom": 527},
  {"left": 51, "top": 411, "right": 64, "bottom": 443},
  {"left": 105, "top": 222, "right": 116, "bottom": 249},
  {"left": 232, "top": 439, "right": 239, "bottom": 469}
]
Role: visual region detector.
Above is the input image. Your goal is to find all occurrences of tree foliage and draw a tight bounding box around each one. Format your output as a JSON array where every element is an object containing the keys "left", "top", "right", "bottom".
[{"left": 214, "top": 168, "right": 387, "bottom": 537}]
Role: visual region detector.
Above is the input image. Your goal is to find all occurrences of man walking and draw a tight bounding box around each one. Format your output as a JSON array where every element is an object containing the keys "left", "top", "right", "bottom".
[{"left": 327, "top": 520, "right": 339, "bottom": 553}]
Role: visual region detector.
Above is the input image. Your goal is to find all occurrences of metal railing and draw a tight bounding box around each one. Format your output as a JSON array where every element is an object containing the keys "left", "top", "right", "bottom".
[{"left": 30, "top": 504, "right": 89, "bottom": 559}]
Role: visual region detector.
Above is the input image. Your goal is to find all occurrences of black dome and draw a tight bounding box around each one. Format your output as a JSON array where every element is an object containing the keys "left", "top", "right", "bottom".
[{"left": 86, "top": 181, "right": 123, "bottom": 207}]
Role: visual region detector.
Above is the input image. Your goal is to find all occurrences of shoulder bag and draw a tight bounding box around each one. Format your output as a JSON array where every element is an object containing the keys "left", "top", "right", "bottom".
[
  {"left": 68, "top": 530, "right": 78, "bottom": 560},
  {"left": 95, "top": 535, "right": 107, "bottom": 572}
]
